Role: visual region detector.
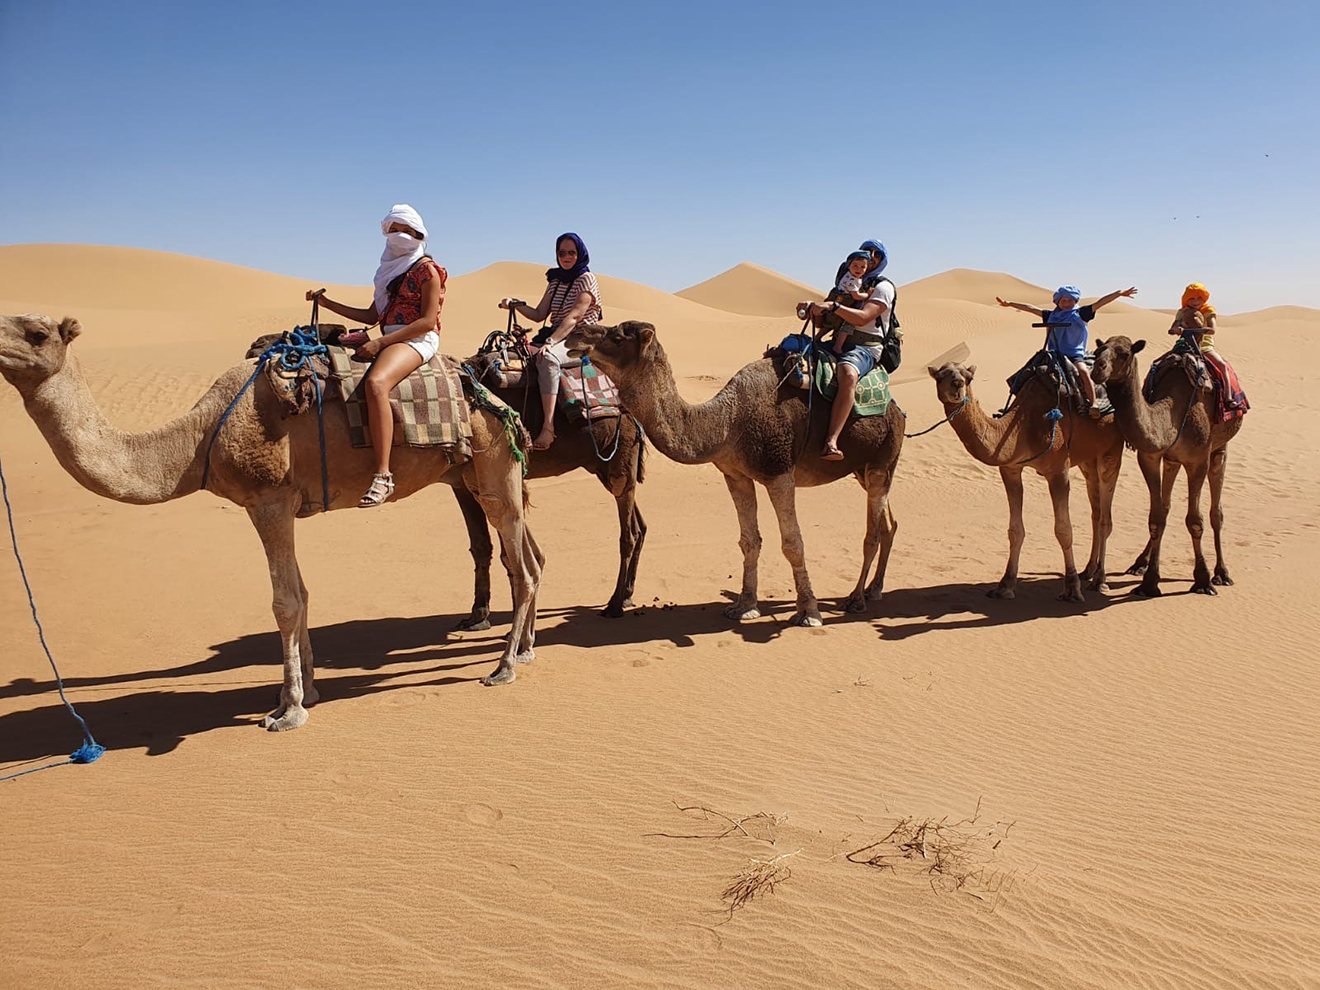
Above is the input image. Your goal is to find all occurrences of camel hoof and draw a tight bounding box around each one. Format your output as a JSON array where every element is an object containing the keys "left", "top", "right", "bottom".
[
  {"left": 1125, "top": 563, "right": 1147, "bottom": 576},
  {"left": 303, "top": 685, "right": 321, "bottom": 707},
  {"left": 481, "top": 665, "right": 516, "bottom": 686},
  {"left": 1057, "top": 590, "right": 1086, "bottom": 603},
  {"left": 1191, "top": 583, "right": 1218, "bottom": 596},
  {"left": 262, "top": 706, "right": 309, "bottom": 732},
  {"left": 865, "top": 586, "right": 884, "bottom": 602},
  {"left": 1211, "top": 571, "right": 1234, "bottom": 587},
  {"left": 1085, "top": 579, "right": 1110, "bottom": 593},
  {"left": 1133, "top": 583, "right": 1162, "bottom": 598},
  {"left": 621, "top": 598, "right": 636, "bottom": 609},
  {"left": 456, "top": 614, "right": 492, "bottom": 632},
  {"left": 986, "top": 587, "right": 1015, "bottom": 600},
  {"left": 724, "top": 604, "right": 760, "bottom": 621},
  {"left": 844, "top": 595, "right": 868, "bottom": 614},
  {"left": 789, "top": 611, "right": 823, "bottom": 627},
  {"left": 600, "top": 602, "right": 626, "bottom": 619},
  {"left": 514, "top": 649, "right": 536, "bottom": 665}
]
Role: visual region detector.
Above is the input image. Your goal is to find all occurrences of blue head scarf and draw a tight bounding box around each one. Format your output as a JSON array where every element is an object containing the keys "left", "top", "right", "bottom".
[
  {"left": 547, "top": 232, "right": 590, "bottom": 284},
  {"left": 1053, "top": 285, "right": 1081, "bottom": 307},
  {"left": 860, "top": 239, "right": 888, "bottom": 276}
]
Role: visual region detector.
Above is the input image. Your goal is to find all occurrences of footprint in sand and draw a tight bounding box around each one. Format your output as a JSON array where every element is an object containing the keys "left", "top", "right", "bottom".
[{"left": 462, "top": 803, "right": 504, "bottom": 826}]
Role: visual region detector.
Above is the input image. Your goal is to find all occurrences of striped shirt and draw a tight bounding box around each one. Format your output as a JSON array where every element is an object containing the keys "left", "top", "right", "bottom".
[{"left": 547, "top": 271, "right": 602, "bottom": 327}]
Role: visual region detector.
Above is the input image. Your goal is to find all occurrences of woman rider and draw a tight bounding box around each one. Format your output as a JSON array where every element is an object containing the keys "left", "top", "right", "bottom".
[
  {"left": 498, "top": 232, "right": 602, "bottom": 450},
  {"left": 305, "top": 204, "right": 445, "bottom": 506}
]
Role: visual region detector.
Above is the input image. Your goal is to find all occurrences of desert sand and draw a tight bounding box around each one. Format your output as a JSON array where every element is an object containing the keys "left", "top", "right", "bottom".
[{"left": 2, "top": 244, "right": 1318, "bottom": 989}]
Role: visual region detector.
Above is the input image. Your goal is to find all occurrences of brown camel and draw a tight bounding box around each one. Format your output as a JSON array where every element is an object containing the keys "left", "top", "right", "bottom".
[
  {"left": 1090, "top": 336, "right": 1244, "bottom": 596},
  {"left": 565, "top": 321, "right": 903, "bottom": 624},
  {"left": 928, "top": 361, "right": 1124, "bottom": 600},
  {"left": 451, "top": 388, "right": 646, "bottom": 628},
  {"left": 0, "top": 314, "right": 542, "bottom": 731}
]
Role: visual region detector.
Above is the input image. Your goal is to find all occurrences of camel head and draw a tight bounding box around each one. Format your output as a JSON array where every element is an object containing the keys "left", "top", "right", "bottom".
[
  {"left": 1090, "top": 336, "right": 1145, "bottom": 385},
  {"left": 0, "top": 314, "right": 81, "bottom": 393},
  {"left": 564, "top": 321, "right": 659, "bottom": 377},
  {"left": 928, "top": 361, "right": 977, "bottom": 405}
]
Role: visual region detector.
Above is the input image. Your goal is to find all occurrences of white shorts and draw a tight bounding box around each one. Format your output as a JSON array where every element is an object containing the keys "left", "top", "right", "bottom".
[{"left": 385, "top": 325, "right": 440, "bottom": 364}]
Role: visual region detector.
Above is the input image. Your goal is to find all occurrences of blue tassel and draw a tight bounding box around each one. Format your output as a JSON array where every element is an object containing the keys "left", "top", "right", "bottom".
[
  {"left": 70, "top": 742, "right": 105, "bottom": 764},
  {"left": 1046, "top": 408, "right": 1064, "bottom": 421}
]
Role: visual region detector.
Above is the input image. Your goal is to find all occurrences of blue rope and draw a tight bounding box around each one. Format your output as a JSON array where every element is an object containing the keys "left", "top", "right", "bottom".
[
  {"left": 200, "top": 328, "right": 331, "bottom": 512},
  {"left": 0, "top": 449, "right": 105, "bottom": 782}
]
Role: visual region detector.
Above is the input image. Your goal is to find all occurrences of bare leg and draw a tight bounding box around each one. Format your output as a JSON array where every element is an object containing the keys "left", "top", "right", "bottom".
[
  {"left": 1185, "top": 459, "right": 1214, "bottom": 594},
  {"left": 451, "top": 485, "right": 494, "bottom": 631},
  {"left": 764, "top": 474, "right": 822, "bottom": 626},
  {"left": 823, "top": 365, "right": 858, "bottom": 455},
  {"left": 1209, "top": 447, "right": 1233, "bottom": 586},
  {"left": 988, "top": 466, "right": 1025, "bottom": 599},
  {"left": 363, "top": 342, "right": 425, "bottom": 475},
  {"left": 1047, "top": 469, "right": 1083, "bottom": 602},
  {"left": 722, "top": 472, "right": 762, "bottom": 620},
  {"left": 1135, "top": 454, "right": 1176, "bottom": 597},
  {"left": 247, "top": 500, "right": 311, "bottom": 731}
]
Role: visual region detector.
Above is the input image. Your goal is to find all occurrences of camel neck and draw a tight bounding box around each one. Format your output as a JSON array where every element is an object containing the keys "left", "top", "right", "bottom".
[
  {"left": 1104, "top": 360, "right": 1180, "bottom": 454},
  {"left": 607, "top": 349, "right": 732, "bottom": 465},
  {"left": 946, "top": 391, "right": 1031, "bottom": 466},
  {"left": 23, "top": 352, "right": 227, "bottom": 504}
]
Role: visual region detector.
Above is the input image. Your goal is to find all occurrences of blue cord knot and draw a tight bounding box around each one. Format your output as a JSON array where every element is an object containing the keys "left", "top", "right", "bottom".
[
  {"left": 1046, "top": 408, "right": 1064, "bottom": 422},
  {"left": 71, "top": 741, "right": 105, "bottom": 764}
]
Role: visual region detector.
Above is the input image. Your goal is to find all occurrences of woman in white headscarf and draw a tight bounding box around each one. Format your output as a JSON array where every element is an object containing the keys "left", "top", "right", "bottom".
[{"left": 307, "top": 205, "right": 446, "bottom": 507}]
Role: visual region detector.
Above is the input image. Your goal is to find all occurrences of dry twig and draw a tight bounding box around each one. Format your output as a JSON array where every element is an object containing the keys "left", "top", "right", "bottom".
[{"left": 722, "top": 850, "right": 800, "bottom": 917}]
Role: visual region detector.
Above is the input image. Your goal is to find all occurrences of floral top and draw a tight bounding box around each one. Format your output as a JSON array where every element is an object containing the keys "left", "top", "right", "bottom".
[{"left": 381, "top": 258, "right": 445, "bottom": 331}]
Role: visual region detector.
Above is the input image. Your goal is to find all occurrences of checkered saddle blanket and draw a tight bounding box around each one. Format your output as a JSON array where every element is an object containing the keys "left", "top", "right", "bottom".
[{"left": 264, "top": 340, "right": 473, "bottom": 458}]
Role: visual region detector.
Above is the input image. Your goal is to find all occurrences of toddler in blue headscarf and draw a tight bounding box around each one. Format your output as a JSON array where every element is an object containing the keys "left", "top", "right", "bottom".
[{"left": 996, "top": 283, "right": 1139, "bottom": 412}]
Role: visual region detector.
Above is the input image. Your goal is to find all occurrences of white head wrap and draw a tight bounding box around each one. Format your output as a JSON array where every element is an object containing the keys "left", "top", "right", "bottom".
[{"left": 373, "top": 204, "right": 428, "bottom": 315}]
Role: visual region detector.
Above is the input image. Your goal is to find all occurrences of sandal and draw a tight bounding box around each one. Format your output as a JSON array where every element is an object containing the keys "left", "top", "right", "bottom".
[
  {"left": 358, "top": 472, "right": 395, "bottom": 508},
  {"left": 532, "top": 431, "right": 555, "bottom": 451},
  {"left": 821, "top": 442, "right": 844, "bottom": 461}
]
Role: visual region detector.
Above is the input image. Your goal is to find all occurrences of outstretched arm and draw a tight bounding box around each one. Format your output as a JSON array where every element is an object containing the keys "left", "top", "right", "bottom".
[
  {"left": 995, "top": 297, "right": 1044, "bottom": 316},
  {"left": 306, "top": 288, "right": 377, "bottom": 325},
  {"left": 1091, "top": 286, "right": 1139, "bottom": 311}
]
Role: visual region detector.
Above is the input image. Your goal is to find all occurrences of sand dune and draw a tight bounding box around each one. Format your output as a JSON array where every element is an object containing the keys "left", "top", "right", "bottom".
[
  {"left": 2, "top": 244, "right": 1318, "bottom": 990},
  {"left": 676, "top": 262, "right": 822, "bottom": 317}
]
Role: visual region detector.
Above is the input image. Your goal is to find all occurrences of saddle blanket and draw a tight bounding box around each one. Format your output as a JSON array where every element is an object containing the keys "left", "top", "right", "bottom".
[
  {"left": 557, "top": 361, "right": 621, "bottom": 423},
  {"left": 1145, "top": 344, "right": 1249, "bottom": 423},
  {"left": 813, "top": 352, "right": 891, "bottom": 417},
  {"left": 1006, "top": 350, "right": 1113, "bottom": 416}
]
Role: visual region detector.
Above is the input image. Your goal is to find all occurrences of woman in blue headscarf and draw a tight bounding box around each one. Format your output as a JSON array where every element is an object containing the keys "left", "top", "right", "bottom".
[
  {"left": 499, "top": 232, "right": 603, "bottom": 449},
  {"left": 996, "top": 283, "right": 1138, "bottom": 411}
]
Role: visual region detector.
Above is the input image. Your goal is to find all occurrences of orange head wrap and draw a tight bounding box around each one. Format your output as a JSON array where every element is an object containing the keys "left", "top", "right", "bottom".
[{"left": 1182, "top": 283, "right": 1210, "bottom": 308}]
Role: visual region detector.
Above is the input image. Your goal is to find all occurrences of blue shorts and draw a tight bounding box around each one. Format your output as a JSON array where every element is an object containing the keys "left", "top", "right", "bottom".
[{"left": 837, "top": 346, "right": 879, "bottom": 378}]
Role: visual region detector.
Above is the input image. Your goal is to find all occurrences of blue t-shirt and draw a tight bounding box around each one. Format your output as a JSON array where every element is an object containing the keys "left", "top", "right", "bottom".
[{"left": 1041, "top": 305, "right": 1097, "bottom": 360}]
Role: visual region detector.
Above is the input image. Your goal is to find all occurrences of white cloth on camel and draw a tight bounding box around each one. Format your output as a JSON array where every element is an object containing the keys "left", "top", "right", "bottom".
[{"left": 373, "top": 204, "right": 429, "bottom": 315}]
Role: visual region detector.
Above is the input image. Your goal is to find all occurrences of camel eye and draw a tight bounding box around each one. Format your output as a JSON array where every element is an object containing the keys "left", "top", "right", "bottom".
[{"left": 24, "top": 328, "right": 49, "bottom": 346}]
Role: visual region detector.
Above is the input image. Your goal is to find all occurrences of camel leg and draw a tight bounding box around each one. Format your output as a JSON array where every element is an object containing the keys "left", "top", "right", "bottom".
[
  {"left": 864, "top": 500, "right": 897, "bottom": 603},
  {"left": 1128, "top": 458, "right": 1179, "bottom": 577},
  {"left": 476, "top": 488, "right": 535, "bottom": 685},
  {"left": 295, "top": 563, "right": 319, "bottom": 707},
  {"left": 1185, "top": 459, "right": 1215, "bottom": 595},
  {"left": 451, "top": 485, "right": 494, "bottom": 631},
  {"left": 988, "top": 466, "right": 1025, "bottom": 600},
  {"left": 846, "top": 469, "right": 893, "bottom": 611},
  {"left": 1078, "top": 461, "right": 1103, "bottom": 583},
  {"left": 1135, "top": 455, "right": 1178, "bottom": 597},
  {"left": 1209, "top": 447, "right": 1233, "bottom": 587},
  {"left": 512, "top": 525, "right": 545, "bottom": 661},
  {"left": 1047, "top": 470, "right": 1084, "bottom": 602},
  {"left": 765, "top": 474, "right": 822, "bottom": 627},
  {"left": 723, "top": 473, "right": 763, "bottom": 621},
  {"left": 602, "top": 482, "right": 640, "bottom": 618},
  {"left": 1083, "top": 453, "right": 1120, "bottom": 592},
  {"left": 247, "top": 501, "right": 311, "bottom": 731},
  {"left": 622, "top": 502, "right": 647, "bottom": 608}
]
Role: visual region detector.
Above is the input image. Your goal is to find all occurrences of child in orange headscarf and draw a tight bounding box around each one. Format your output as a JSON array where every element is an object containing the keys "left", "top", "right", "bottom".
[{"left": 1170, "top": 283, "right": 1227, "bottom": 377}]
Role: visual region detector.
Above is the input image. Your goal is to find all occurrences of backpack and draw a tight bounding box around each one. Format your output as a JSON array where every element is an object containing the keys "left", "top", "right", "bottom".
[{"left": 864, "top": 274, "right": 902, "bottom": 373}]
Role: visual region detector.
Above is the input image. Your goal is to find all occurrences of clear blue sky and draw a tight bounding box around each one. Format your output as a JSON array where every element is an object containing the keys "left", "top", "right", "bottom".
[{"left": 2, "top": 0, "right": 1316, "bottom": 312}]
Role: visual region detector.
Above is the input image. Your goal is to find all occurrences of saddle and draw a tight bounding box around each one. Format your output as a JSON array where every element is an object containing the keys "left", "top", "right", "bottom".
[
  {"left": 767, "top": 340, "right": 891, "bottom": 417},
  {"left": 249, "top": 327, "right": 474, "bottom": 459},
  {"left": 1145, "top": 344, "right": 1249, "bottom": 423},
  {"left": 466, "top": 327, "right": 622, "bottom": 424},
  {"left": 1004, "top": 349, "right": 1112, "bottom": 417}
]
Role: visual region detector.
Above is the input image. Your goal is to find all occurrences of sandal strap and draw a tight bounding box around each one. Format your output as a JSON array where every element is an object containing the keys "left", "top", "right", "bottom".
[{"left": 359, "top": 472, "right": 395, "bottom": 506}]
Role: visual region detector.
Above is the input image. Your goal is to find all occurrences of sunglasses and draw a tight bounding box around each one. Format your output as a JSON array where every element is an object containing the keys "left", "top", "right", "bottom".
[{"left": 558, "top": 249, "right": 578, "bottom": 258}]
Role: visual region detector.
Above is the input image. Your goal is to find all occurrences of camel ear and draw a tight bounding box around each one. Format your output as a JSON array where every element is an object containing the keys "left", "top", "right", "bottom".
[
  {"left": 1094, "top": 337, "right": 1105, "bottom": 350},
  {"left": 58, "top": 317, "right": 81, "bottom": 342},
  {"left": 638, "top": 325, "right": 655, "bottom": 352},
  {"left": 927, "top": 366, "right": 940, "bottom": 379},
  {"left": 964, "top": 364, "right": 977, "bottom": 381},
  {"left": 1132, "top": 339, "right": 1146, "bottom": 354}
]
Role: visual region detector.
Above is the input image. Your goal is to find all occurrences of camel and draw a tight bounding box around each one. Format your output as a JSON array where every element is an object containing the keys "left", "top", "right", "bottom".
[
  {"left": 0, "top": 314, "right": 542, "bottom": 731},
  {"left": 565, "top": 321, "right": 902, "bottom": 625},
  {"left": 928, "top": 361, "right": 1124, "bottom": 601},
  {"left": 1090, "top": 335, "right": 1244, "bottom": 596},
  {"left": 451, "top": 389, "right": 646, "bottom": 628}
]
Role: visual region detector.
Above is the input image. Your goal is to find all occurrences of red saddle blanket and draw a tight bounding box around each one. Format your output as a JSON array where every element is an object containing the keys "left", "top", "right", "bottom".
[{"left": 1145, "top": 348, "right": 1249, "bottom": 424}]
